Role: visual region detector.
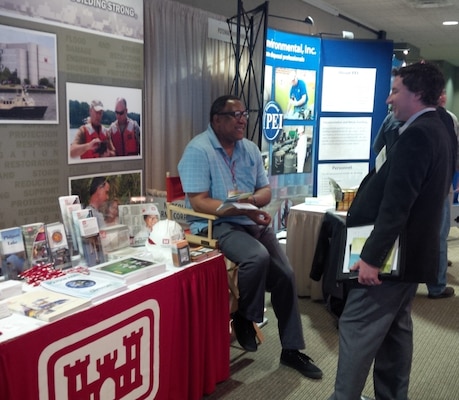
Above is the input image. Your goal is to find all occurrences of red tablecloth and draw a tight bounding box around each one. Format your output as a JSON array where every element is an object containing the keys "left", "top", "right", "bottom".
[{"left": 0, "top": 255, "right": 230, "bottom": 400}]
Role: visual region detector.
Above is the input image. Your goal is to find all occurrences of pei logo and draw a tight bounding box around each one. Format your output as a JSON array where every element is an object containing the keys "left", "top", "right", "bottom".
[
  {"left": 38, "top": 300, "right": 159, "bottom": 400},
  {"left": 262, "top": 101, "right": 284, "bottom": 142}
]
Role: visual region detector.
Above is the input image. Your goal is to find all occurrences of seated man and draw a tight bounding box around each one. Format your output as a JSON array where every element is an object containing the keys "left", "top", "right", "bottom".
[{"left": 177, "top": 94, "right": 322, "bottom": 380}]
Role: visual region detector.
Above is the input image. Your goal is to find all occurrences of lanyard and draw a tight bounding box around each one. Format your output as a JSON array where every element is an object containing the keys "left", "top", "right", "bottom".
[{"left": 223, "top": 155, "right": 237, "bottom": 190}]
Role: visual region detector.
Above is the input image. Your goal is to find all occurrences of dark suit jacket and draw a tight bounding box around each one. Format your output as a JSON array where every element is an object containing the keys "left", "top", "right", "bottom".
[{"left": 346, "top": 110, "right": 456, "bottom": 283}]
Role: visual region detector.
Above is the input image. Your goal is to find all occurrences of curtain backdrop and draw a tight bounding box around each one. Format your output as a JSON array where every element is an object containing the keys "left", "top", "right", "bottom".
[{"left": 144, "top": 0, "right": 237, "bottom": 192}]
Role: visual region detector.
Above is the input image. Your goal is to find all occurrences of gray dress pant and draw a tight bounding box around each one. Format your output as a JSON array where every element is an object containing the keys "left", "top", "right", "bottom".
[
  {"left": 213, "top": 222, "right": 305, "bottom": 350},
  {"left": 329, "top": 281, "right": 418, "bottom": 400}
]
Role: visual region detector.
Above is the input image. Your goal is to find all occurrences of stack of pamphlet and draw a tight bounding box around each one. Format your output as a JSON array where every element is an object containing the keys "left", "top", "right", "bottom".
[
  {"left": 0, "top": 280, "right": 23, "bottom": 300},
  {"left": 189, "top": 246, "right": 220, "bottom": 262}
]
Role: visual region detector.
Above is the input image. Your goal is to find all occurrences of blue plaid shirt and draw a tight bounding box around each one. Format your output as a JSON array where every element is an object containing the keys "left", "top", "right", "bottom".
[{"left": 178, "top": 124, "right": 269, "bottom": 233}]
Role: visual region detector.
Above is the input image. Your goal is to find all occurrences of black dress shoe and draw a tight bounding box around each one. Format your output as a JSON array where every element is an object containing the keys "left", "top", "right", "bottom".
[
  {"left": 428, "top": 286, "right": 455, "bottom": 299},
  {"left": 231, "top": 311, "right": 257, "bottom": 352},
  {"left": 280, "top": 349, "right": 323, "bottom": 379}
]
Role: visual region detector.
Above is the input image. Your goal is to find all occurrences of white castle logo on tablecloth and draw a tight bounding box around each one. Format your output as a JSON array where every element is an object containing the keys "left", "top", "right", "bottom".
[
  {"left": 64, "top": 328, "right": 144, "bottom": 399},
  {"left": 38, "top": 300, "right": 159, "bottom": 400}
]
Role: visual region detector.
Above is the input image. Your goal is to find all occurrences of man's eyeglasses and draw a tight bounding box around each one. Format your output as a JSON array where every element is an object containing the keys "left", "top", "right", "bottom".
[
  {"left": 217, "top": 111, "right": 249, "bottom": 120},
  {"left": 115, "top": 110, "right": 126, "bottom": 115}
]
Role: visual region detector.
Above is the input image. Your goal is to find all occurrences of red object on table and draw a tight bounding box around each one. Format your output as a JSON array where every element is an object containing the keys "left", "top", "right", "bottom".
[{"left": 0, "top": 255, "right": 230, "bottom": 400}]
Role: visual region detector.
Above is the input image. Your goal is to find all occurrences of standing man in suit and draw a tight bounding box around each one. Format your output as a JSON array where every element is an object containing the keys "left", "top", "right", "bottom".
[
  {"left": 328, "top": 62, "right": 456, "bottom": 400},
  {"left": 372, "top": 98, "right": 457, "bottom": 300}
]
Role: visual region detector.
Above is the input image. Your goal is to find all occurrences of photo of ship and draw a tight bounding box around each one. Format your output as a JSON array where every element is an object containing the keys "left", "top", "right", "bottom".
[
  {"left": 0, "top": 86, "right": 47, "bottom": 119},
  {"left": 0, "top": 24, "right": 58, "bottom": 124}
]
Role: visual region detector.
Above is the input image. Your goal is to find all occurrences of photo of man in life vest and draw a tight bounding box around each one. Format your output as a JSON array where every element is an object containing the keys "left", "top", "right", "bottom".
[
  {"left": 69, "top": 99, "right": 116, "bottom": 160},
  {"left": 107, "top": 97, "right": 141, "bottom": 157},
  {"left": 67, "top": 82, "right": 142, "bottom": 164}
]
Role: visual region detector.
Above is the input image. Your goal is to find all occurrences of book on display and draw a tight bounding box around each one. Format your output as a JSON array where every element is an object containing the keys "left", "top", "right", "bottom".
[
  {"left": 21, "top": 222, "right": 52, "bottom": 266},
  {"left": 40, "top": 272, "right": 127, "bottom": 303},
  {"left": 45, "top": 222, "right": 72, "bottom": 269},
  {"left": 0, "top": 227, "right": 29, "bottom": 280},
  {"left": 58, "top": 195, "right": 81, "bottom": 251},
  {"left": 89, "top": 256, "right": 166, "bottom": 285},
  {"left": 5, "top": 288, "right": 91, "bottom": 322}
]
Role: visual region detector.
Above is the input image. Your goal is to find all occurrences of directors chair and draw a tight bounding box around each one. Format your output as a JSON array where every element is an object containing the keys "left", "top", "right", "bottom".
[{"left": 165, "top": 172, "right": 265, "bottom": 345}]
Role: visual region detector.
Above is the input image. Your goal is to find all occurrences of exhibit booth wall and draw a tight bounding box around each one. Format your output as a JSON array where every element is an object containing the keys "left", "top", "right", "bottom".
[{"left": 0, "top": 0, "right": 457, "bottom": 229}]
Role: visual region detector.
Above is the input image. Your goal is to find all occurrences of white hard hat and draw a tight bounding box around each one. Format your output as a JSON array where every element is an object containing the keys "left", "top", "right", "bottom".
[
  {"left": 141, "top": 203, "right": 160, "bottom": 217},
  {"left": 146, "top": 219, "right": 184, "bottom": 248}
]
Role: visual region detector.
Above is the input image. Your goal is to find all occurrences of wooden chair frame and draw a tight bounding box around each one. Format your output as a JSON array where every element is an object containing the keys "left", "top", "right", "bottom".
[{"left": 165, "top": 172, "right": 264, "bottom": 345}]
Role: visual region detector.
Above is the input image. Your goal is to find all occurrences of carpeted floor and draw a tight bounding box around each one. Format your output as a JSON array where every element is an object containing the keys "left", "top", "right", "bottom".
[{"left": 205, "top": 227, "right": 459, "bottom": 400}]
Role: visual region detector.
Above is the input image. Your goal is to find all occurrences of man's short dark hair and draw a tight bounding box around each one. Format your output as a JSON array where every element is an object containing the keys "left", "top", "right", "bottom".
[
  {"left": 393, "top": 62, "right": 445, "bottom": 107},
  {"left": 89, "top": 176, "right": 107, "bottom": 196},
  {"left": 209, "top": 95, "right": 241, "bottom": 122}
]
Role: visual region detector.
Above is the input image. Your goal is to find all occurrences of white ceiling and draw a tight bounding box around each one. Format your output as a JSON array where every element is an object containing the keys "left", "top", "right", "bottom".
[{"left": 303, "top": 0, "right": 459, "bottom": 66}]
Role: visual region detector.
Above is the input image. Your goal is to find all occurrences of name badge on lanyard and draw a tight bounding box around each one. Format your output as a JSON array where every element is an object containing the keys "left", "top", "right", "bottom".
[{"left": 375, "top": 145, "right": 387, "bottom": 173}]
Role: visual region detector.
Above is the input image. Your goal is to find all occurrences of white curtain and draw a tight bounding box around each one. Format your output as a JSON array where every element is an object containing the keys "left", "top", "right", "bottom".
[{"left": 144, "top": 0, "right": 237, "bottom": 191}]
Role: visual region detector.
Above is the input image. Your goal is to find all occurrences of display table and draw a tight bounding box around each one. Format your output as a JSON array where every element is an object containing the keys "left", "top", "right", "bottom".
[
  {"left": 0, "top": 255, "right": 230, "bottom": 400},
  {"left": 286, "top": 204, "right": 345, "bottom": 300}
]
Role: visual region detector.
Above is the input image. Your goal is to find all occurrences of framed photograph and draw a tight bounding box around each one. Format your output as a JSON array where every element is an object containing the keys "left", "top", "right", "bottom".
[
  {"left": 0, "top": 24, "right": 58, "bottom": 124},
  {"left": 66, "top": 82, "right": 142, "bottom": 164},
  {"left": 68, "top": 170, "right": 142, "bottom": 229}
]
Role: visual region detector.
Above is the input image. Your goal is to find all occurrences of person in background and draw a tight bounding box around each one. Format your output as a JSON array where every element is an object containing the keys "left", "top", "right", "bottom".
[
  {"left": 108, "top": 97, "right": 141, "bottom": 156},
  {"left": 372, "top": 110, "right": 402, "bottom": 155},
  {"left": 4, "top": 254, "right": 26, "bottom": 280},
  {"left": 178, "top": 94, "right": 322, "bottom": 380},
  {"left": 287, "top": 70, "right": 308, "bottom": 119},
  {"left": 142, "top": 204, "right": 160, "bottom": 231},
  {"left": 328, "top": 62, "right": 456, "bottom": 400},
  {"left": 100, "top": 198, "right": 120, "bottom": 226},
  {"left": 442, "top": 90, "right": 459, "bottom": 206},
  {"left": 86, "top": 177, "right": 110, "bottom": 228},
  {"left": 133, "top": 204, "right": 160, "bottom": 245},
  {"left": 427, "top": 89, "right": 458, "bottom": 298},
  {"left": 70, "top": 100, "right": 116, "bottom": 159},
  {"left": 294, "top": 126, "right": 308, "bottom": 173}
]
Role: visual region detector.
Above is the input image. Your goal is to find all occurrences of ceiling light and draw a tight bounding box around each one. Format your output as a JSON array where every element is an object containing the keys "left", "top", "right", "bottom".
[
  {"left": 443, "top": 21, "right": 458, "bottom": 26},
  {"left": 269, "top": 14, "right": 315, "bottom": 26},
  {"left": 319, "top": 31, "right": 355, "bottom": 39}
]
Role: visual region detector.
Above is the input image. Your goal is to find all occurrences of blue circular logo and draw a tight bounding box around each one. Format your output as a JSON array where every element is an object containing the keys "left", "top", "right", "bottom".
[{"left": 262, "top": 101, "right": 283, "bottom": 142}]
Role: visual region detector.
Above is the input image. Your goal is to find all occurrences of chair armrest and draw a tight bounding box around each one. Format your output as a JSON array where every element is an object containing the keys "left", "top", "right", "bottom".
[{"left": 167, "top": 203, "right": 218, "bottom": 221}]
